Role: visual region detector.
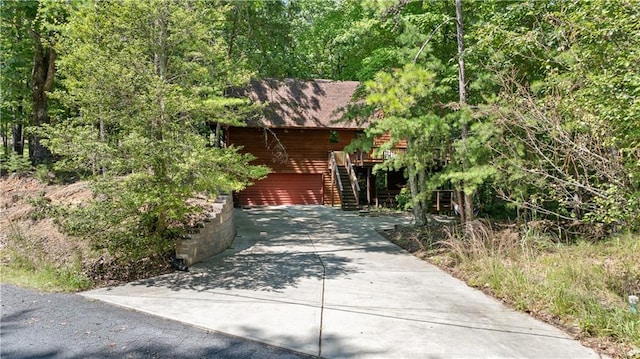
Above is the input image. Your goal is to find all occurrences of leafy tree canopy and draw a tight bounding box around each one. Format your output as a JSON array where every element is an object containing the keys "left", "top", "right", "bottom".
[{"left": 41, "top": 0, "right": 268, "bottom": 257}]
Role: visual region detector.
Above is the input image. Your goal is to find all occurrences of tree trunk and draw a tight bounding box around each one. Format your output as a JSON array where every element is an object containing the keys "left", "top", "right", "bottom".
[
  {"left": 455, "top": 0, "right": 474, "bottom": 223},
  {"left": 226, "top": 4, "right": 239, "bottom": 59},
  {"left": 152, "top": 3, "right": 170, "bottom": 237},
  {"left": 418, "top": 168, "right": 428, "bottom": 224},
  {"left": 99, "top": 119, "right": 106, "bottom": 176},
  {"left": 12, "top": 123, "right": 23, "bottom": 156},
  {"left": 455, "top": 188, "right": 466, "bottom": 224},
  {"left": 214, "top": 122, "right": 222, "bottom": 148},
  {"left": 12, "top": 104, "right": 24, "bottom": 155},
  {"left": 407, "top": 140, "right": 424, "bottom": 224},
  {"left": 2, "top": 121, "right": 7, "bottom": 155},
  {"left": 29, "top": 31, "right": 56, "bottom": 165},
  {"left": 408, "top": 166, "right": 424, "bottom": 225}
]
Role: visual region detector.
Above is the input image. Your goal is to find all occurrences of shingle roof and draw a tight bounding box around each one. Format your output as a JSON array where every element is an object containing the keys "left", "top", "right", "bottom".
[{"left": 243, "top": 79, "right": 364, "bottom": 129}]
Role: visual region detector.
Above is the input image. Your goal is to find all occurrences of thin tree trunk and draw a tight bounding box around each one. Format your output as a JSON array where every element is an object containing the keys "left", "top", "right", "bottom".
[
  {"left": 214, "top": 122, "right": 222, "bottom": 148},
  {"left": 153, "top": 3, "right": 170, "bottom": 236},
  {"left": 407, "top": 140, "right": 424, "bottom": 224},
  {"left": 455, "top": 188, "right": 466, "bottom": 223},
  {"left": 29, "top": 30, "right": 56, "bottom": 165},
  {"left": 2, "top": 121, "right": 8, "bottom": 155},
  {"left": 418, "top": 168, "right": 427, "bottom": 223},
  {"left": 11, "top": 104, "right": 24, "bottom": 155},
  {"left": 12, "top": 123, "right": 23, "bottom": 156},
  {"left": 99, "top": 119, "right": 106, "bottom": 176},
  {"left": 226, "top": 4, "right": 239, "bottom": 59},
  {"left": 408, "top": 166, "right": 423, "bottom": 225},
  {"left": 455, "top": 0, "right": 474, "bottom": 223},
  {"left": 219, "top": 5, "right": 239, "bottom": 149}
]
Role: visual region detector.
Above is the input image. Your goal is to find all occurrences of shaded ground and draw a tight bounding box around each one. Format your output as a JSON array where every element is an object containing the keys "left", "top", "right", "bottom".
[
  {"left": 0, "top": 284, "right": 314, "bottom": 359},
  {"left": 2, "top": 175, "right": 633, "bottom": 357},
  {"left": 83, "top": 206, "right": 600, "bottom": 359}
]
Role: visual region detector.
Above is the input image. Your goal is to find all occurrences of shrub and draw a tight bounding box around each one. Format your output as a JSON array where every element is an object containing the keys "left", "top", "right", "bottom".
[{"left": 0, "top": 151, "right": 31, "bottom": 175}]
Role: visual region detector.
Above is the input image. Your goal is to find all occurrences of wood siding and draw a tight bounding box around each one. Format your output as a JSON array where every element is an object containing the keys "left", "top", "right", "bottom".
[
  {"left": 373, "top": 133, "right": 407, "bottom": 148},
  {"left": 229, "top": 127, "right": 357, "bottom": 206}
]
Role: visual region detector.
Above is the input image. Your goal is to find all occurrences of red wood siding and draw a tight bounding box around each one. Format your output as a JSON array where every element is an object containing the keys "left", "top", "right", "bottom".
[
  {"left": 235, "top": 173, "right": 323, "bottom": 206},
  {"left": 229, "top": 127, "right": 356, "bottom": 205},
  {"left": 373, "top": 133, "right": 407, "bottom": 148}
]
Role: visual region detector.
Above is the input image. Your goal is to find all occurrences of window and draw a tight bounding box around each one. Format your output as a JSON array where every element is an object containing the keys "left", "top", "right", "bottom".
[{"left": 329, "top": 130, "right": 339, "bottom": 143}]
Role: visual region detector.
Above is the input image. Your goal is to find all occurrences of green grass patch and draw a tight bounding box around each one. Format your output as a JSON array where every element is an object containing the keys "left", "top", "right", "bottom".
[
  {"left": 0, "top": 227, "right": 92, "bottom": 292},
  {"left": 1, "top": 262, "right": 92, "bottom": 292}
]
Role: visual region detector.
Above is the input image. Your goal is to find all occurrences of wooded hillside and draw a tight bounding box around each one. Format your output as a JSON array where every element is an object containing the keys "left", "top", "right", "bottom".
[{"left": 1, "top": 1, "right": 638, "bottom": 354}]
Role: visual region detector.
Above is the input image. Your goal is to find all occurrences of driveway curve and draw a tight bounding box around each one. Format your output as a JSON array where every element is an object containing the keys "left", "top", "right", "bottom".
[{"left": 83, "top": 206, "right": 600, "bottom": 358}]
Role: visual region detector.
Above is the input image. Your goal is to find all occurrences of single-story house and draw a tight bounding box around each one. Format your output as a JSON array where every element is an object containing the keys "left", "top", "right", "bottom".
[{"left": 227, "top": 78, "right": 407, "bottom": 209}]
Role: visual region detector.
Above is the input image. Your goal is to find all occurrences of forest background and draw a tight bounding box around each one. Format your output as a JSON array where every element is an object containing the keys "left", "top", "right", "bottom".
[{"left": 1, "top": 0, "right": 638, "bottom": 357}]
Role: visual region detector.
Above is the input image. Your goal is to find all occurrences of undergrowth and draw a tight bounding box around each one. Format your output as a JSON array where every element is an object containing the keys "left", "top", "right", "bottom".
[
  {"left": 435, "top": 221, "right": 640, "bottom": 358},
  {"left": 0, "top": 226, "right": 92, "bottom": 292}
]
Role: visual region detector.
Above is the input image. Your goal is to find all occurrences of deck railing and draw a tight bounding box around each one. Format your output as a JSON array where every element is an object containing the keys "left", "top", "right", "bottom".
[
  {"left": 329, "top": 152, "right": 344, "bottom": 193},
  {"left": 431, "top": 190, "right": 454, "bottom": 213},
  {"left": 351, "top": 148, "right": 408, "bottom": 165},
  {"left": 344, "top": 154, "right": 360, "bottom": 204},
  {"left": 351, "top": 147, "right": 454, "bottom": 166}
]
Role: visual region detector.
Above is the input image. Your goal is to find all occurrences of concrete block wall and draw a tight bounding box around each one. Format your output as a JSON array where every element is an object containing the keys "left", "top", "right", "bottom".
[{"left": 175, "top": 195, "right": 235, "bottom": 266}]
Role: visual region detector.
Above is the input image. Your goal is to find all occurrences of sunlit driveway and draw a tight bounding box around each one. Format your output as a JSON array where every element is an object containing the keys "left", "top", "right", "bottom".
[{"left": 84, "top": 206, "right": 599, "bottom": 358}]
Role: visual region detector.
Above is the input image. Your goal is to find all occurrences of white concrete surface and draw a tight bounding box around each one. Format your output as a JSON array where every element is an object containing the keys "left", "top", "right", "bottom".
[{"left": 83, "top": 206, "right": 600, "bottom": 358}]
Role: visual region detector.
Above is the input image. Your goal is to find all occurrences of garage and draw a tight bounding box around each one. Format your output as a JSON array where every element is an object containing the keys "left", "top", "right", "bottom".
[{"left": 235, "top": 173, "right": 323, "bottom": 206}]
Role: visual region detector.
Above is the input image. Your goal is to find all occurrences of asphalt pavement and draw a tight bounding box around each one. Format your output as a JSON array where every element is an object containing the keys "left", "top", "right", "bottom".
[{"left": 0, "top": 284, "right": 314, "bottom": 359}]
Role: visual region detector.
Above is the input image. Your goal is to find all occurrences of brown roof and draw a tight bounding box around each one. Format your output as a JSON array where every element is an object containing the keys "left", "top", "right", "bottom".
[{"left": 243, "top": 79, "right": 364, "bottom": 129}]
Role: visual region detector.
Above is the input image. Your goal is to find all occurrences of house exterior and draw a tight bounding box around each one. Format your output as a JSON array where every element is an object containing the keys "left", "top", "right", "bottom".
[{"left": 227, "top": 79, "right": 407, "bottom": 209}]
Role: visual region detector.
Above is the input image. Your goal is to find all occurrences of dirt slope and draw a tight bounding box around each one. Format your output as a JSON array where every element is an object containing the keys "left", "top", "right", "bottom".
[
  {"left": 0, "top": 175, "right": 173, "bottom": 287},
  {"left": 1, "top": 175, "right": 92, "bottom": 263}
]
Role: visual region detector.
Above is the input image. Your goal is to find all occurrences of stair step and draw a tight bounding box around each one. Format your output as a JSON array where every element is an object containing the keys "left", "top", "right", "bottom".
[{"left": 335, "top": 166, "right": 359, "bottom": 211}]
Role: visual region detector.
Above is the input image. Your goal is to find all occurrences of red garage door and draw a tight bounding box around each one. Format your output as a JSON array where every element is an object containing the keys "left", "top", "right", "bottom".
[{"left": 236, "top": 173, "right": 323, "bottom": 206}]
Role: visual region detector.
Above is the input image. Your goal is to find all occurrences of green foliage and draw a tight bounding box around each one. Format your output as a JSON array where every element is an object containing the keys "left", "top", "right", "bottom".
[
  {"left": 219, "top": 0, "right": 401, "bottom": 80},
  {"left": 288, "top": 0, "right": 401, "bottom": 80},
  {"left": 395, "top": 186, "right": 412, "bottom": 211},
  {"left": 0, "top": 0, "right": 75, "bottom": 165},
  {"left": 1, "top": 262, "right": 92, "bottom": 292},
  {"left": 355, "top": 56, "right": 495, "bottom": 221},
  {"left": 34, "top": 163, "right": 47, "bottom": 179},
  {"left": 38, "top": 0, "right": 268, "bottom": 260},
  {"left": 26, "top": 190, "right": 55, "bottom": 220},
  {"left": 0, "top": 151, "right": 32, "bottom": 174},
  {"left": 223, "top": 0, "right": 293, "bottom": 78},
  {"left": 0, "top": 0, "right": 36, "bottom": 140},
  {"left": 340, "top": 0, "right": 639, "bottom": 229},
  {"left": 55, "top": 196, "right": 173, "bottom": 261},
  {"left": 477, "top": 0, "right": 640, "bottom": 230}
]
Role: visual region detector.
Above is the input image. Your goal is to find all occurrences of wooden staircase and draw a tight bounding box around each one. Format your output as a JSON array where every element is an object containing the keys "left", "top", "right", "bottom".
[
  {"left": 330, "top": 151, "right": 360, "bottom": 211},
  {"left": 337, "top": 166, "right": 359, "bottom": 211}
]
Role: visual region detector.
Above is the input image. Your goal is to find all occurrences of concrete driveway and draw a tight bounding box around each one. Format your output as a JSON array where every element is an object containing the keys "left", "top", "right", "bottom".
[{"left": 83, "top": 206, "right": 600, "bottom": 358}]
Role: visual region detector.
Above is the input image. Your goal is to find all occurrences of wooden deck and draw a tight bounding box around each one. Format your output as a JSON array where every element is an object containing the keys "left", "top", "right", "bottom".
[{"left": 350, "top": 148, "right": 407, "bottom": 166}]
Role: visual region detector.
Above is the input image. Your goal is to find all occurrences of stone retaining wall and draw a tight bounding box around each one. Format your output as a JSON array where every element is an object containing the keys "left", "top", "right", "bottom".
[{"left": 175, "top": 195, "right": 235, "bottom": 266}]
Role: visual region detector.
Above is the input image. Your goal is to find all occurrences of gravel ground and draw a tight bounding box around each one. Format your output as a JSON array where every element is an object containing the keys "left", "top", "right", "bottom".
[{"left": 0, "top": 284, "right": 315, "bottom": 359}]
